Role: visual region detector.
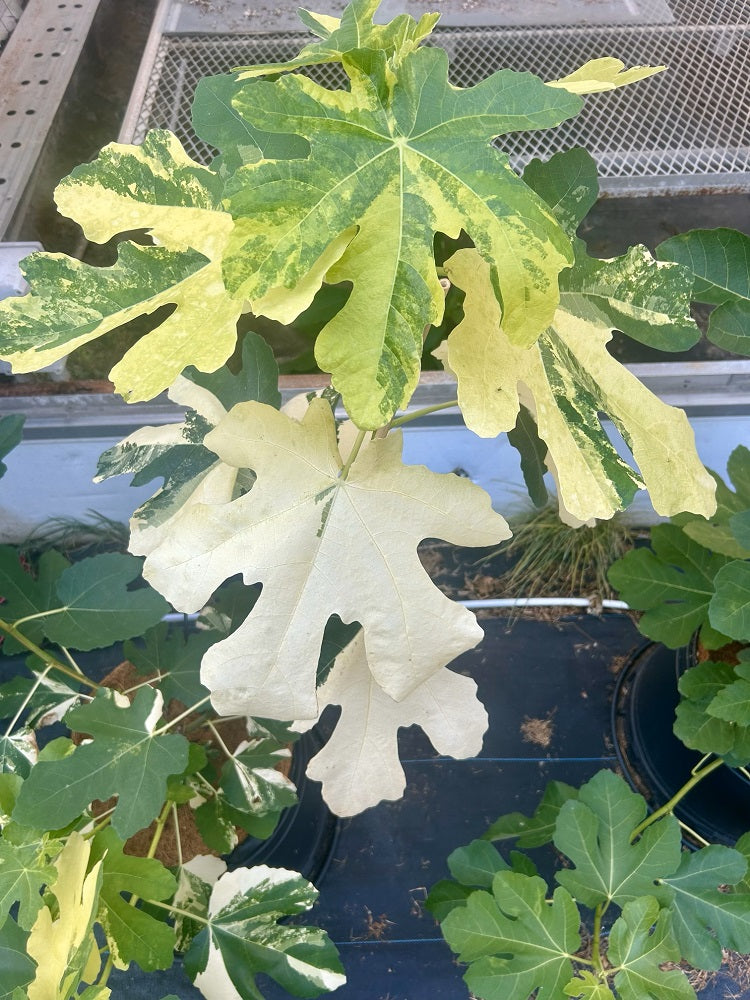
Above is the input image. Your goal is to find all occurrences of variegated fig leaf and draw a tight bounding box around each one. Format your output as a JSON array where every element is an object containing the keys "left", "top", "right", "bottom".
[
  {"left": 225, "top": 46, "right": 582, "bottom": 427},
  {"left": 305, "top": 631, "right": 487, "bottom": 816},
  {"left": 0, "top": 132, "right": 240, "bottom": 402},
  {"left": 25, "top": 833, "right": 103, "bottom": 1000},
  {"left": 96, "top": 331, "right": 279, "bottom": 553},
  {"left": 184, "top": 865, "right": 345, "bottom": 1000},
  {"left": 138, "top": 397, "right": 508, "bottom": 721},
  {"left": 437, "top": 247, "right": 714, "bottom": 522},
  {"left": 234, "top": 0, "right": 439, "bottom": 79},
  {"left": 548, "top": 57, "right": 664, "bottom": 94}
]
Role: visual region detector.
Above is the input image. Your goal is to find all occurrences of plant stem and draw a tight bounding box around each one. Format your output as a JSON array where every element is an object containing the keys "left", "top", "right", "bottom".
[
  {"left": 147, "top": 800, "right": 173, "bottom": 861},
  {"left": 98, "top": 954, "right": 115, "bottom": 989},
  {"left": 630, "top": 756, "right": 725, "bottom": 842},
  {"left": 153, "top": 695, "right": 211, "bottom": 736},
  {"left": 389, "top": 399, "right": 459, "bottom": 428},
  {"left": 591, "top": 902, "right": 604, "bottom": 973},
  {"left": 3, "top": 665, "right": 52, "bottom": 738},
  {"left": 207, "top": 719, "right": 235, "bottom": 761},
  {"left": 147, "top": 897, "right": 211, "bottom": 927},
  {"left": 0, "top": 617, "right": 100, "bottom": 690},
  {"left": 339, "top": 428, "right": 367, "bottom": 481}
]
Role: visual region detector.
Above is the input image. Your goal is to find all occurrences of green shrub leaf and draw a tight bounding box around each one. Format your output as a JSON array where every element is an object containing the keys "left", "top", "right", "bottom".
[
  {"left": 609, "top": 897, "right": 694, "bottom": 1000},
  {"left": 440, "top": 871, "right": 580, "bottom": 1000},
  {"left": 657, "top": 228, "right": 750, "bottom": 356},
  {"left": 709, "top": 561, "right": 750, "bottom": 642},
  {"left": 553, "top": 770, "right": 681, "bottom": 908},
  {"left": 658, "top": 844, "right": 750, "bottom": 970},
  {"left": 484, "top": 780, "right": 579, "bottom": 848},
  {"left": 13, "top": 688, "right": 189, "bottom": 838},
  {"left": 0, "top": 415, "right": 23, "bottom": 481},
  {"left": 607, "top": 523, "right": 730, "bottom": 648}
]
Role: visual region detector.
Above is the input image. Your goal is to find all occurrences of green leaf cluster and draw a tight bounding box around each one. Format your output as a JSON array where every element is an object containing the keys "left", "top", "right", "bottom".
[
  {"left": 432, "top": 769, "right": 750, "bottom": 1000},
  {"left": 609, "top": 444, "right": 750, "bottom": 651}
]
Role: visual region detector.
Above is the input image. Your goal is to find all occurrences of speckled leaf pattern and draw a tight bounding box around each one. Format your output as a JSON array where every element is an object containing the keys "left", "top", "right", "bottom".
[
  {"left": 553, "top": 771, "right": 682, "bottom": 909},
  {"left": 183, "top": 865, "right": 345, "bottom": 1000},
  {"left": 609, "top": 898, "right": 695, "bottom": 1000},
  {"left": 226, "top": 47, "right": 582, "bottom": 427},
  {"left": 0, "top": 132, "right": 240, "bottom": 401},
  {"left": 441, "top": 871, "right": 580, "bottom": 1000},
  {"left": 139, "top": 398, "right": 508, "bottom": 722},
  {"left": 658, "top": 228, "right": 750, "bottom": 355},
  {"left": 305, "top": 631, "right": 488, "bottom": 815},
  {"left": 0, "top": 840, "right": 56, "bottom": 932},
  {"left": 438, "top": 248, "right": 713, "bottom": 523}
]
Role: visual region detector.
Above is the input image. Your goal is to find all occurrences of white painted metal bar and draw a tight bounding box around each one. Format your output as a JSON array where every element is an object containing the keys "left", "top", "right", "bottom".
[{"left": 0, "top": 0, "right": 102, "bottom": 238}]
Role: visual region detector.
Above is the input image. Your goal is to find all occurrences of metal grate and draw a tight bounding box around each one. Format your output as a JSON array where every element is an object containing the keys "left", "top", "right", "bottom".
[
  {"left": 123, "top": 0, "right": 750, "bottom": 195},
  {"left": 0, "top": 0, "right": 23, "bottom": 51}
]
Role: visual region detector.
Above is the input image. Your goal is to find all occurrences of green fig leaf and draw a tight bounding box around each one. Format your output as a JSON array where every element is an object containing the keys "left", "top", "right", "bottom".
[
  {"left": 13, "top": 687, "right": 189, "bottom": 839},
  {"left": 609, "top": 897, "right": 695, "bottom": 1000},
  {"left": 0, "top": 415, "right": 23, "bottom": 481},
  {"left": 658, "top": 228, "right": 750, "bottom": 356},
  {"left": 608, "top": 523, "right": 730, "bottom": 649},
  {"left": 658, "top": 844, "right": 750, "bottom": 970},
  {"left": 553, "top": 770, "right": 681, "bottom": 908},
  {"left": 484, "top": 780, "right": 579, "bottom": 849},
  {"left": 440, "top": 871, "right": 580, "bottom": 1000}
]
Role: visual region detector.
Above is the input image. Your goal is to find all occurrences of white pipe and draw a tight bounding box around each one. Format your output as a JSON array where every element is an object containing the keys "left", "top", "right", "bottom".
[
  {"left": 458, "top": 597, "right": 630, "bottom": 610},
  {"left": 162, "top": 596, "right": 630, "bottom": 624}
]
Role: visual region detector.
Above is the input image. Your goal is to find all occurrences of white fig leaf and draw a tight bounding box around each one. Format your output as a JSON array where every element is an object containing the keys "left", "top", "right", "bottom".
[
  {"left": 307, "top": 632, "right": 488, "bottom": 816},
  {"left": 140, "top": 397, "right": 509, "bottom": 720}
]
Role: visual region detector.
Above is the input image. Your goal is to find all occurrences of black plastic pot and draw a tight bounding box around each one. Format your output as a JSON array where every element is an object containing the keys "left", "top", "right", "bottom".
[{"left": 613, "top": 641, "right": 750, "bottom": 846}]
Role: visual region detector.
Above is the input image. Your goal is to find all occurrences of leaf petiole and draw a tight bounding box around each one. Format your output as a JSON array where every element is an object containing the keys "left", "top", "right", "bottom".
[
  {"left": 146, "top": 897, "right": 211, "bottom": 927},
  {"left": 152, "top": 695, "right": 212, "bottom": 736},
  {"left": 339, "top": 428, "right": 367, "bottom": 481},
  {"left": 0, "top": 616, "right": 101, "bottom": 691},
  {"left": 629, "top": 756, "right": 725, "bottom": 842},
  {"left": 389, "top": 400, "right": 459, "bottom": 429}
]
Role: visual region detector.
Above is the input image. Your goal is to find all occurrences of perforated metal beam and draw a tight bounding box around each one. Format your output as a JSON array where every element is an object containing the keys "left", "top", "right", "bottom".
[{"left": 0, "top": 0, "right": 102, "bottom": 238}]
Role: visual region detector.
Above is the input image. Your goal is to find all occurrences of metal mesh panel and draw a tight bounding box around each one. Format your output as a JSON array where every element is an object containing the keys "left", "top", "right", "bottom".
[{"left": 129, "top": 0, "right": 750, "bottom": 194}]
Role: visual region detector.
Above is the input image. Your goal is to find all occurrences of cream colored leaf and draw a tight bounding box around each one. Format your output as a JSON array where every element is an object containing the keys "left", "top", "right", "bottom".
[
  {"left": 548, "top": 58, "right": 665, "bottom": 95},
  {"left": 441, "top": 249, "right": 715, "bottom": 522},
  {"left": 26, "top": 833, "right": 103, "bottom": 1000},
  {"left": 306, "top": 632, "right": 488, "bottom": 816},
  {"left": 140, "top": 398, "right": 509, "bottom": 720}
]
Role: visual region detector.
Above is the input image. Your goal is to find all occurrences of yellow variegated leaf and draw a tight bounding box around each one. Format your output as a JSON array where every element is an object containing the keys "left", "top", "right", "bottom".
[
  {"left": 548, "top": 58, "right": 665, "bottom": 95},
  {"left": 138, "top": 397, "right": 509, "bottom": 721},
  {"left": 440, "top": 249, "right": 715, "bottom": 522},
  {"left": 26, "top": 833, "right": 103, "bottom": 1000},
  {"left": 0, "top": 132, "right": 243, "bottom": 401}
]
